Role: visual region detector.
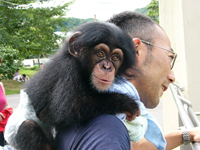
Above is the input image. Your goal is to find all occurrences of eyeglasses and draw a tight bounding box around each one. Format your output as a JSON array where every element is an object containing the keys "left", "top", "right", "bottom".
[{"left": 140, "top": 40, "right": 177, "bottom": 69}]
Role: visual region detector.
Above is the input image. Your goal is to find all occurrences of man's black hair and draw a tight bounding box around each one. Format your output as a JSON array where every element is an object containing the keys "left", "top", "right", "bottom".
[{"left": 107, "top": 11, "right": 161, "bottom": 44}]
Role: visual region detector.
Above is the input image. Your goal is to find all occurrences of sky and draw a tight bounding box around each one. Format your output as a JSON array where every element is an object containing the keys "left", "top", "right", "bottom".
[{"left": 33, "top": 0, "right": 151, "bottom": 21}]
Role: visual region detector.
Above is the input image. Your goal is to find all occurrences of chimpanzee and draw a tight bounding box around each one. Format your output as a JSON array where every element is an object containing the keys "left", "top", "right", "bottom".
[{"left": 5, "top": 22, "right": 139, "bottom": 150}]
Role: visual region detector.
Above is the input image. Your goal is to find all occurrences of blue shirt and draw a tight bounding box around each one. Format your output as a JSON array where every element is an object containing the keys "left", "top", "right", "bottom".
[
  {"left": 109, "top": 78, "right": 166, "bottom": 150},
  {"left": 54, "top": 115, "right": 131, "bottom": 150}
]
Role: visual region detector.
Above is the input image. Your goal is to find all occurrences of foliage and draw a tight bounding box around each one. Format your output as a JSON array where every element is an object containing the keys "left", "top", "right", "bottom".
[
  {"left": 18, "top": 4, "right": 72, "bottom": 59},
  {"left": 56, "top": 17, "right": 95, "bottom": 32},
  {"left": 134, "top": 0, "right": 159, "bottom": 23},
  {"left": 0, "top": 0, "right": 73, "bottom": 58},
  {"left": 135, "top": 7, "right": 147, "bottom": 15},
  {"left": 21, "top": 65, "right": 39, "bottom": 71},
  {"left": 0, "top": 45, "right": 21, "bottom": 80},
  {"left": 0, "top": 0, "right": 73, "bottom": 70},
  {"left": 146, "top": 0, "right": 159, "bottom": 23}
]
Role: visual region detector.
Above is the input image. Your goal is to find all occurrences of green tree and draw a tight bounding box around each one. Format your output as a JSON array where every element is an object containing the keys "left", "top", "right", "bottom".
[
  {"left": 57, "top": 17, "right": 94, "bottom": 32},
  {"left": 0, "top": 45, "right": 20, "bottom": 80},
  {"left": 18, "top": 3, "right": 72, "bottom": 67},
  {"left": 135, "top": 7, "right": 147, "bottom": 15},
  {"left": 146, "top": 0, "right": 159, "bottom": 23},
  {"left": 0, "top": 0, "right": 73, "bottom": 68}
]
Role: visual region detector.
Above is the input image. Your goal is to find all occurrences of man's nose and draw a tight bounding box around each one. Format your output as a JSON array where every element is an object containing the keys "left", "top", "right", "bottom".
[{"left": 168, "top": 69, "right": 175, "bottom": 83}]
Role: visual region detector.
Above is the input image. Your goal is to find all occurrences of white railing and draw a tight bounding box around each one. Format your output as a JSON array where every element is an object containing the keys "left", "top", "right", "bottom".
[{"left": 170, "top": 83, "right": 200, "bottom": 150}]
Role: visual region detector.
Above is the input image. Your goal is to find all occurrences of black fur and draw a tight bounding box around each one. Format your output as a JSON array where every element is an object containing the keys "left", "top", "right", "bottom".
[
  {"left": 14, "top": 22, "right": 139, "bottom": 150},
  {"left": 15, "top": 120, "right": 54, "bottom": 150}
]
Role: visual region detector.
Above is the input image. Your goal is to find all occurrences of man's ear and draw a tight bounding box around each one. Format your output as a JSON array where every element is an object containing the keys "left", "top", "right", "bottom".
[
  {"left": 132, "top": 38, "right": 144, "bottom": 62},
  {"left": 68, "top": 31, "right": 82, "bottom": 57},
  {"left": 132, "top": 38, "right": 142, "bottom": 53}
]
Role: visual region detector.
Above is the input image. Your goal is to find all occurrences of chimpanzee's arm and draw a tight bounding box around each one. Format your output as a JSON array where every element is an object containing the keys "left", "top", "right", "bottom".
[
  {"left": 77, "top": 92, "right": 139, "bottom": 123},
  {"left": 97, "top": 92, "right": 139, "bottom": 115}
]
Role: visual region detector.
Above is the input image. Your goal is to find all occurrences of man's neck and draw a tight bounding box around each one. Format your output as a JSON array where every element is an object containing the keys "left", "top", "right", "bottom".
[{"left": 122, "top": 74, "right": 136, "bottom": 87}]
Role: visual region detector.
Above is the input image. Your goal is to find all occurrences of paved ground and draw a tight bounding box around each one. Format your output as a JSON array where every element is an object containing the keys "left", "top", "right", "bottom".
[
  {"left": 6, "top": 94, "right": 164, "bottom": 128},
  {"left": 6, "top": 94, "right": 20, "bottom": 110}
]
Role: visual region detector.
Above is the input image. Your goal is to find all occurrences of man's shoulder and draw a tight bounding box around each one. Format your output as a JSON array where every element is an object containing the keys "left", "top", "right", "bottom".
[{"left": 55, "top": 115, "right": 131, "bottom": 150}]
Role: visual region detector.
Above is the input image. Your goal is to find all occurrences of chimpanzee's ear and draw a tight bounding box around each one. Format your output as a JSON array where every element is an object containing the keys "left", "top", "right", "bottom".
[{"left": 68, "top": 31, "right": 82, "bottom": 57}]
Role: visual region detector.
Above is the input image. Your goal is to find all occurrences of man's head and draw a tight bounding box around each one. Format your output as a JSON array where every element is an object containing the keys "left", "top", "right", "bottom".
[{"left": 108, "top": 11, "right": 176, "bottom": 108}]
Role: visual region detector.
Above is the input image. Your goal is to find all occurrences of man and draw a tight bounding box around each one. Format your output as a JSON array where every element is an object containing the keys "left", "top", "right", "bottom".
[
  {"left": 107, "top": 11, "right": 200, "bottom": 150},
  {"left": 55, "top": 11, "right": 200, "bottom": 150}
]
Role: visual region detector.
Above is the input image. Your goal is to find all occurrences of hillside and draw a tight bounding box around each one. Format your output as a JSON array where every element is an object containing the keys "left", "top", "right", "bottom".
[{"left": 57, "top": 6, "right": 148, "bottom": 32}]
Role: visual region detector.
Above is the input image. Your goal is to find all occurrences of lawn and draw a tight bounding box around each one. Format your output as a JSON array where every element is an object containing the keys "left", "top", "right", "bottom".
[{"left": 1, "top": 69, "right": 38, "bottom": 95}]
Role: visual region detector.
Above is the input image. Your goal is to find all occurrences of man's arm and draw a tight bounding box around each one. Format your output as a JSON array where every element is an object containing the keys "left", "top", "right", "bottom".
[
  {"left": 131, "top": 138, "right": 157, "bottom": 150},
  {"left": 163, "top": 130, "right": 184, "bottom": 150},
  {"left": 164, "top": 127, "right": 200, "bottom": 150},
  {"left": 131, "top": 127, "right": 200, "bottom": 150}
]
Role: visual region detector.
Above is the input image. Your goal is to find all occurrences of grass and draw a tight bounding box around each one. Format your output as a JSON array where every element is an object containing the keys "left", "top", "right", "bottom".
[
  {"left": 19, "top": 70, "right": 37, "bottom": 78},
  {"left": 2, "top": 69, "right": 38, "bottom": 95}
]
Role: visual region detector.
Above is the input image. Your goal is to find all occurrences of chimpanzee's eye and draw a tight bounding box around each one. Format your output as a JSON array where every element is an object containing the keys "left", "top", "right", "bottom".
[
  {"left": 111, "top": 55, "right": 119, "bottom": 61},
  {"left": 96, "top": 51, "right": 104, "bottom": 58}
]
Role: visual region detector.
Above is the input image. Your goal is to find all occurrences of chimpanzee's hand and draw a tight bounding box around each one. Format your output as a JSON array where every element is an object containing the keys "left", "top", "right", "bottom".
[{"left": 123, "top": 109, "right": 141, "bottom": 121}]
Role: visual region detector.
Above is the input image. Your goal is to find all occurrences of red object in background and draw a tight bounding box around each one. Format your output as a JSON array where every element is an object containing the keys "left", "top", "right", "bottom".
[{"left": 0, "top": 108, "right": 13, "bottom": 132}]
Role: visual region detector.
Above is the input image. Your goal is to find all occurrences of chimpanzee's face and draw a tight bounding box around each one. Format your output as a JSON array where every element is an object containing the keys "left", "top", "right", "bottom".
[
  {"left": 91, "top": 43, "right": 123, "bottom": 91},
  {"left": 68, "top": 22, "right": 136, "bottom": 92}
]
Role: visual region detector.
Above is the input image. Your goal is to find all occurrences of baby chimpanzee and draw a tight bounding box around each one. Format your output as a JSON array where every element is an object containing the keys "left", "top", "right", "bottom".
[{"left": 5, "top": 21, "right": 139, "bottom": 150}]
